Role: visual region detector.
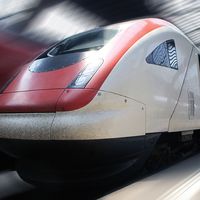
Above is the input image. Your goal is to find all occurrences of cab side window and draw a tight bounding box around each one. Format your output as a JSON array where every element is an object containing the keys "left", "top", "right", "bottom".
[{"left": 146, "top": 39, "right": 178, "bottom": 70}]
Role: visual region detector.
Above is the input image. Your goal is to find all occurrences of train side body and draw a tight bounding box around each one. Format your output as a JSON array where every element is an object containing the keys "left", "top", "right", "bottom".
[
  {"left": 169, "top": 47, "right": 200, "bottom": 132},
  {"left": 100, "top": 25, "right": 200, "bottom": 135}
]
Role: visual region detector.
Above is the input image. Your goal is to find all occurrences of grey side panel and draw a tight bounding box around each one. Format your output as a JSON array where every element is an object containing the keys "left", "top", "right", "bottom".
[{"left": 0, "top": 113, "right": 55, "bottom": 140}]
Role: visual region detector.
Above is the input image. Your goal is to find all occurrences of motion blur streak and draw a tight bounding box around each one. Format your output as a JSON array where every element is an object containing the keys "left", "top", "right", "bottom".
[
  {"left": 0, "top": 0, "right": 40, "bottom": 23},
  {"left": 24, "top": 1, "right": 106, "bottom": 42},
  {"left": 0, "top": 171, "right": 33, "bottom": 199},
  {"left": 147, "top": 0, "right": 200, "bottom": 47},
  {"left": 100, "top": 154, "right": 200, "bottom": 200}
]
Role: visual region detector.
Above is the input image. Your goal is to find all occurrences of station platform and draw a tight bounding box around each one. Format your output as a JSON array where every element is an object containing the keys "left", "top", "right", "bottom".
[
  {"left": 101, "top": 153, "right": 200, "bottom": 200},
  {"left": 1, "top": 153, "right": 200, "bottom": 199}
]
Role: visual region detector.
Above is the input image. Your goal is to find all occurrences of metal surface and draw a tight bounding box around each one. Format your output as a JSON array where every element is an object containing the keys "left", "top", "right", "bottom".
[
  {"left": 0, "top": 113, "right": 54, "bottom": 140},
  {"left": 101, "top": 25, "right": 194, "bottom": 133},
  {"left": 0, "top": 90, "right": 145, "bottom": 140}
]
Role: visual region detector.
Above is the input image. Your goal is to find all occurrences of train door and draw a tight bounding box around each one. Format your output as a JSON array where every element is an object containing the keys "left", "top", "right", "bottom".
[{"left": 169, "top": 47, "right": 200, "bottom": 131}]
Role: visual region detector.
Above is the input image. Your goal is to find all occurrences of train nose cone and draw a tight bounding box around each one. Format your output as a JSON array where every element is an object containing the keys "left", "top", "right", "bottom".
[
  {"left": 0, "top": 53, "right": 90, "bottom": 113},
  {"left": 0, "top": 89, "right": 64, "bottom": 113},
  {"left": 4, "top": 53, "right": 87, "bottom": 93}
]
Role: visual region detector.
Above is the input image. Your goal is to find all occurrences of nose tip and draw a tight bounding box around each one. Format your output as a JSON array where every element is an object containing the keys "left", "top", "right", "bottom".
[{"left": 0, "top": 89, "right": 64, "bottom": 113}]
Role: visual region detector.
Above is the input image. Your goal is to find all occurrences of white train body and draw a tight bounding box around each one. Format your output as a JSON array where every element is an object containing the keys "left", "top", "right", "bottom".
[
  {"left": 100, "top": 25, "right": 200, "bottom": 136},
  {"left": 51, "top": 23, "right": 200, "bottom": 140},
  {"left": 0, "top": 18, "right": 200, "bottom": 185}
]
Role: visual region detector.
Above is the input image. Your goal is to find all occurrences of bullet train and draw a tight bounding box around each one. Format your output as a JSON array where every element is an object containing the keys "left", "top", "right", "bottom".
[{"left": 0, "top": 18, "right": 200, "bottom": 185}]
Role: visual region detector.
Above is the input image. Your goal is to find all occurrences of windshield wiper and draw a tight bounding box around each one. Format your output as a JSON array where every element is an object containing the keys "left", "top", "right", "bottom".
[{"left": 60, "top": 45, "right": 104, "bottom": 54}]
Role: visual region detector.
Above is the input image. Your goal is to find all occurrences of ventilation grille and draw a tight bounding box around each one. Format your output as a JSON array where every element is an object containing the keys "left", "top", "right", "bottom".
[{"left": 188, "top": 91, "right": 195, "bottom": 119}]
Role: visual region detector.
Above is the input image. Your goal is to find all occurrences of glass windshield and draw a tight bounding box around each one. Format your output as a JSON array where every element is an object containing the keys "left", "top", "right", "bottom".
[{"left": 47, "top": 27, "right": 119, "bottom": 56}]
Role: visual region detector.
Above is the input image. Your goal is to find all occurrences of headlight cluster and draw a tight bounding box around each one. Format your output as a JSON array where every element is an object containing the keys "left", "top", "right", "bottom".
[{"left": 68, "top": 58, "right": 104, "bottom": 88}]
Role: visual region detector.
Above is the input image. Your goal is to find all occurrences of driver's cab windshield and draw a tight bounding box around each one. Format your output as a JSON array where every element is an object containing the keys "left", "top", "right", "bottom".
[{"left": 47, "top": 27, "right": 119, "bottom": 56}]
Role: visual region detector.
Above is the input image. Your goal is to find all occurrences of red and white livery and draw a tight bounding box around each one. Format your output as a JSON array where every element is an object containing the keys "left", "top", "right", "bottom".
[{"left": 0, "top": 18, "right": 199, "bottom": 185}]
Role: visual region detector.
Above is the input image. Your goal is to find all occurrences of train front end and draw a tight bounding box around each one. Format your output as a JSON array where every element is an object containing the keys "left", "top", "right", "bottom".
[{"left": 0, "top": 19, "right": 163, "bottom": 185}]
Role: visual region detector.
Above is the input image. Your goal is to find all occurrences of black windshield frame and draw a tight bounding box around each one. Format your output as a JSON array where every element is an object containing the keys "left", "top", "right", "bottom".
[{"left": 46, "top": 27, "right": 119, "bottom": 57}]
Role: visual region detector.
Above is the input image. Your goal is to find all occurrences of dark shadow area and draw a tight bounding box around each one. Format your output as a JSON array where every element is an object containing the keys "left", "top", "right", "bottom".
[{"left": 67, "top": 0, "right": 152, "bottom": 23}]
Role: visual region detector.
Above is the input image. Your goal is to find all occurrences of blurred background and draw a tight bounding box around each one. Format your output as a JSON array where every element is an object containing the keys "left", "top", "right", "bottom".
[{"left": 0, "top": 0, "right": 200, "bottom": 92}]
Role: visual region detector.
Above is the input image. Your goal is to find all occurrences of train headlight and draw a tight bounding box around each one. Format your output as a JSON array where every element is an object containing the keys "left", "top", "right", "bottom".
[{"left": 68, "top": 58, "right": 104, "bottom": 88}]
